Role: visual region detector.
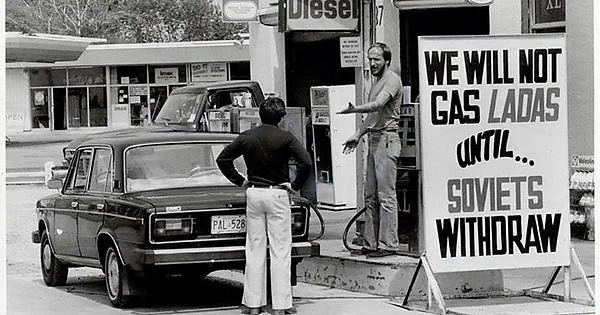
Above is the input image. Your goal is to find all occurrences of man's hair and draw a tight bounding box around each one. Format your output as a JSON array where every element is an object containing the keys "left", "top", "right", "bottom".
[
  {"left": 259, "top": 97, "right": 287, "bottom": 125},
  {"left": 368, "top": 42, "right": 392, "bottom": 64}
]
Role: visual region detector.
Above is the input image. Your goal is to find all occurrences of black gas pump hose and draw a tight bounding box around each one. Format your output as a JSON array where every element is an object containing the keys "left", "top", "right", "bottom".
[
  {"left": 307, "top": 199, "right": 326, "bottom": 241},
  {"left": 341, "top": 207, "right": 367, "bottom": 251}
]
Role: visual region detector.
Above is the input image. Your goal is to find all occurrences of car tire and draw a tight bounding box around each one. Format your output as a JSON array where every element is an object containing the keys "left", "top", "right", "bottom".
[
  {"left": 104, "top": 245, "right": 132, "bottom": 308},
  {"left": 40, "top": 230, "right": 68, "bottom": 286}
]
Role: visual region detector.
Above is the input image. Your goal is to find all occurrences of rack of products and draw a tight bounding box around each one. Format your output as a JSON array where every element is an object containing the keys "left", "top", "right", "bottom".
[{"left": 569, "top": 155, "right": 594, "bottom": 240}]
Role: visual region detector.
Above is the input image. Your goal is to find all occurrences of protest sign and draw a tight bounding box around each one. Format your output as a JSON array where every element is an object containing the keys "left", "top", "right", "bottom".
[{"left": 418, "top": 35, "right": 569, "bottom": 273}]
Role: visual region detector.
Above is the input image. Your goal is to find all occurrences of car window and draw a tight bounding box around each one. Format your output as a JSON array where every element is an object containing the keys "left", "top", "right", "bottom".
[
  {"left": 125, "top": 142, "right": 247, "bottom": 192},
  {"left": 66, "top": 149, "right": 93, "bottom": 191},
  {"left": 153, "top": 93, "right": 204, "bottom": 123},
  {"left": 208, "top": 90, "right": 254, "bottom": 109},
  {"left": 88, "top": 149, "right": 112, "bottom": 192}
]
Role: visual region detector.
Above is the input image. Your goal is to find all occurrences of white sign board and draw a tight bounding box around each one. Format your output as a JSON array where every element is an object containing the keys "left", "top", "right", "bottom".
[
  {"left": 340, "top": 37, "right": 361, "bottom": 67},
  {"left": 418, "top": 34, "right": 569, "bottom": 273},
  {"left": 191, "top": 63, "right": 228, "bottom": 82},
  {"left": 286, "top": 0, "right": 359, "bottom": 31},
  {"left": 154, "top": 67, "right": 179, "bottom": 84},
  {"left": 222, "top": 0, "right": 258, "bottom": 22}
]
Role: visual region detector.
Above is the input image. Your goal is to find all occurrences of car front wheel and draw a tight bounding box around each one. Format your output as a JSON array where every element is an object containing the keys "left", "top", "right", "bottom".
[
  {"left": 40, "top": 230, "right": 68, "bottom": 286},
  {"left": 104, "top": 245, "right": 132, "bottom": 308}
]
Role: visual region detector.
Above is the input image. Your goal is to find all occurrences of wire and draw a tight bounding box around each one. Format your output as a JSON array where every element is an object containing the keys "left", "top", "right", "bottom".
[
  {"left": 342, "top": 207, "right": 367, "bottom": 251},
  {"left": 307, "top": 199, "right": 325, "bottom": 241}
]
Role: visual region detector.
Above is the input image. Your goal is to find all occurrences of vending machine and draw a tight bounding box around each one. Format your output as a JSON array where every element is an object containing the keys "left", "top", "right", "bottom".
[{"left": 310, "top": 85, "right": 356, "bottom": 210}]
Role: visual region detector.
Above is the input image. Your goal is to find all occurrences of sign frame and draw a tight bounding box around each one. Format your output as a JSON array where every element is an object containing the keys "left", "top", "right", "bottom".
[{"left": 418, "top": 34, "right": 569, "bottom": 273}]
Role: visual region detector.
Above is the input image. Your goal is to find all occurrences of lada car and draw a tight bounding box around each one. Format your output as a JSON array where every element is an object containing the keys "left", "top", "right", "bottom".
[{"left": 32, "top": 130, "right": 319, "bottom": 307}]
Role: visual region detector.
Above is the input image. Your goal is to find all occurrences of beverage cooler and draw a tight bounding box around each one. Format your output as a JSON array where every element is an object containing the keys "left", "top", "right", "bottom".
[{"left": 310, "top": 85, "right": 356, "bottom": 210}]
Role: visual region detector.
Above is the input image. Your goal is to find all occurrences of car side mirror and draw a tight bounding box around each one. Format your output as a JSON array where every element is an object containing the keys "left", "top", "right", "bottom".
[{"left": 47, "top": 179, "right": 63, "bottom": 190}]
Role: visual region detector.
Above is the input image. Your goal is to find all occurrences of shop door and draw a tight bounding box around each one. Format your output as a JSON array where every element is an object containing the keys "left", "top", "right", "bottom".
[
  {"left": 399, "top": 7, "right": 490, "bottom": 102},
  {"left": 149, "top": 86, "right": 168, "bottom": 122},
  {"left": 68, "top": 87, "right": 89, "bottom": 128},
  {"left": 53, "top": 87, "right": 67, "bottom": 130},
  {"left": 31, "top": 89, "right": 50, "bottom": 129}
]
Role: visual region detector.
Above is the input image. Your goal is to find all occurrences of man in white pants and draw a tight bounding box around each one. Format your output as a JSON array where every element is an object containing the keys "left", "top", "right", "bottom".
[{"left": 217, "top": 97, "right": 312, "bottom": 315}]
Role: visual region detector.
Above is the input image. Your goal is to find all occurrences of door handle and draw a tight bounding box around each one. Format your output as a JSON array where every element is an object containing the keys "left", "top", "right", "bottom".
[
  {"left": 97, "top": 204, "right": 105, "bottom": 210},
  {"left": 71, "top": 201, "right": 78, "bottom": 208}
]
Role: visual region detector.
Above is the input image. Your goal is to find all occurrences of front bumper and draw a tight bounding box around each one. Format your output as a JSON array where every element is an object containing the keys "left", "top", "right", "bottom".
[{"left": 135, "top": 241, "right": 320, "bottom": 266}]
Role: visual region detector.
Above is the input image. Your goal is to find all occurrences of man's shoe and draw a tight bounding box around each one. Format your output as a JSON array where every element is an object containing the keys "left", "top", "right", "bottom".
[
  {"left": 248, "top": 307, "right": 261, "bottom": 315},
  {"left": 272, "top": 310, "right": 285, "bottom": 315},
  {"left": 366, "top": 249, "right": 397, "bottom": 258},
  {"left": 350, "top": 247, "right": 375, "bottom": 255},
  {"left": 284, "top": 306, "right": 297, "bottom": 314}
]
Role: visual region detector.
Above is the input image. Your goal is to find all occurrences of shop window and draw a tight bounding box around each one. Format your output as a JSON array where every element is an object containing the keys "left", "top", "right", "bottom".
[
  {"left": 68, "top": 67, "right": 106, "bottom": 86},
  {"left": 31, "top": 89, "right": 50, "bottom": 128},
  {"left": 530, "top": 0, "right": 565, "bottom": 32},
  {"left": 68, "top": 87, "right": 89, "bottom": 127},
  {"left": 89, "top": 87, "right": 108, "bottom": 127},
  {"left": 229, "top": 62, "right": 250, "bottom": 80},
  {"left": 149, "top": 65, "right": 187, "bottom": 84},
  {"left": 30, "top": 68, "right": 67, "bottom": 87},
  {"left": 110, "top": 66, "right": 147, "bottom": 84}
]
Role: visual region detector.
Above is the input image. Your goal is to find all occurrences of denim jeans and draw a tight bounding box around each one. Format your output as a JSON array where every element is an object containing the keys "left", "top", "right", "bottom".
[
  {"left": 242, "top": 187, "right": 292, "bottom": 310},
  {"left": 364, "top": 131, "right": 401, "bottom": 251}
]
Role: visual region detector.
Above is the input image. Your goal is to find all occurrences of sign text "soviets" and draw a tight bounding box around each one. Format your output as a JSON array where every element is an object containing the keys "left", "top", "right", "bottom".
[{"left": 286, "top": 0, "right": 359, "bottom": 31}]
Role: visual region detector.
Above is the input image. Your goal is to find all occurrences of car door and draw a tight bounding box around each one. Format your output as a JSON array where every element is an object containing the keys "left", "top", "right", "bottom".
[
  {"left": 52, "top": 148, "right": 93, "bottom": 257},
  {"left": 77, "top": 147, "right": 113, "bottom": 259}
]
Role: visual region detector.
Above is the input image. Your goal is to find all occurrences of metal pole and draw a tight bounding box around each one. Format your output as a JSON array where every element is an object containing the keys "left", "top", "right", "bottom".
[{"left": 402, "top": 257, "right": 422, "bottom": 306}]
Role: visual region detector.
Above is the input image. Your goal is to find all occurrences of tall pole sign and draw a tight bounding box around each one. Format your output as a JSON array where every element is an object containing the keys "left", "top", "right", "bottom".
[{"left": 418, "top": 34, "right": 569, "bottom": 273}]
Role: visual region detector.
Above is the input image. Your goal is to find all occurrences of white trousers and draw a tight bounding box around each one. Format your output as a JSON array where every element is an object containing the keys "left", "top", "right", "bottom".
[{"left": 242, "top": 187, "right": 292, "bottom": 310}]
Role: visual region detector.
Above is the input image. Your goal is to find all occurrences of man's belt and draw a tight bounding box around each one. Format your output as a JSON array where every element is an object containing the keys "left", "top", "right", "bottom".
[{"left": 249, "top": 184, "right": 286, "bottom": 189}]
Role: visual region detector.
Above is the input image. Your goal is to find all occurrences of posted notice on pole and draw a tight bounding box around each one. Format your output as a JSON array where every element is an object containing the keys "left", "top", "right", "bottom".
[{"left": 418, "top": 35, "right": 569, "bottom": 273}]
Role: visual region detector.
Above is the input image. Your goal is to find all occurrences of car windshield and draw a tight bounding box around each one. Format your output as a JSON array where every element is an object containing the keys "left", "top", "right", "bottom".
[
  {"left": 154, "top": 93, "right": 204, "bottom": 124},
  {"left": 125, "top": 142, "right": 246, "bottom": 192}
]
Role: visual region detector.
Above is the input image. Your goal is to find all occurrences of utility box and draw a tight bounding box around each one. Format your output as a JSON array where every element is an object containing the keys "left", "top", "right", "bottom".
[{"left": 310, "top": 85, "right": 356, "bottom": 210}]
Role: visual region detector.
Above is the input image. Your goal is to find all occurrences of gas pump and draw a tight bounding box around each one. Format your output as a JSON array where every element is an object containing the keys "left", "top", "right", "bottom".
[{"left": 310, "top": 85, "right": 357, "bottom": 210}]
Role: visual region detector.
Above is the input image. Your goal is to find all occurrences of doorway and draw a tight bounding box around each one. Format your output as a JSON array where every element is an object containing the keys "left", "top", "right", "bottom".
[
  {"left": 53, "top": 88, "right": 67, "bottom": 130},
  {"left": 399, "top": 7, "right": 490, "bottom": 102},
  {"left": 150, "top": 86, "right": 168, "bottom": 122}
]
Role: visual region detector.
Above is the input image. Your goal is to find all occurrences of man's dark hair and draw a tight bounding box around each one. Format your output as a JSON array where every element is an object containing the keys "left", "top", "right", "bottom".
[
  {"left": 369, "top": 42, "right": 392, "bottom": 64},
  {"left": 259, "top": 97, "right": 287, "bottom": 125}
]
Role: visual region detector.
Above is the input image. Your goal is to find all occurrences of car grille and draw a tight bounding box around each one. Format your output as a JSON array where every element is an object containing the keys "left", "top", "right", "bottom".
[{"left": 149, "top": 206, "right": 309, "bottom": 245}]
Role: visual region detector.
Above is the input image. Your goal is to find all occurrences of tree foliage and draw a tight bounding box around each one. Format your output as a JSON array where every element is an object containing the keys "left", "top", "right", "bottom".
[{"left": 6, "top": 0, "right": 249, "bottom": 43}]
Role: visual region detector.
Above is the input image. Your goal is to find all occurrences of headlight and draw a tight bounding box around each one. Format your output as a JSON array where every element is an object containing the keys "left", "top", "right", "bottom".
[{"left": 154, "top": 218, "right": 194, "bottom": 237}]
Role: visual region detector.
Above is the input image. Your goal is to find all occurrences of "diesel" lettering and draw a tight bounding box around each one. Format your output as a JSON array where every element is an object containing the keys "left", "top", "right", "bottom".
[{"left": 288, "top": 0, "right": 359, "bottom": 20}]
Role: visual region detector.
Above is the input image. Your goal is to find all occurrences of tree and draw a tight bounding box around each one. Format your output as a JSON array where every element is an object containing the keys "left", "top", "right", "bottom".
[{"left": 6, "top": 0, "right": 248, "bottom": 43}]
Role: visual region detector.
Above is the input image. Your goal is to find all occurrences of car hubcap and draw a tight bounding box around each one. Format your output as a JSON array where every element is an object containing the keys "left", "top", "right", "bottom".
[
  {"left": 42, "top": 243, "right": 52, "bottom": 271},
  {"left": 107, "top": 252, "right": 120, "bottom": 297}
]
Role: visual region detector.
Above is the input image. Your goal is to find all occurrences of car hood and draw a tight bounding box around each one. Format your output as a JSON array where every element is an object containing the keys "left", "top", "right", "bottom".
[{"left": 126, "top": 186, "right": 247, "bottom": 212}]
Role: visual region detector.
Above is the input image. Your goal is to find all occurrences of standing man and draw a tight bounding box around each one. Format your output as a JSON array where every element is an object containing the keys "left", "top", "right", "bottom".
[
  {"left": 216, "top": 97, "right": 312, "bottom": 315},
  {"left": 338, "top": 42, "right": 403, "bottom": 258}
]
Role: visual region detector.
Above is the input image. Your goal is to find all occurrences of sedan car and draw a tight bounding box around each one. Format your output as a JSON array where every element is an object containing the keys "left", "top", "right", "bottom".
[{"left": 32, "top": 130, "right": 319, "bottom": 307}]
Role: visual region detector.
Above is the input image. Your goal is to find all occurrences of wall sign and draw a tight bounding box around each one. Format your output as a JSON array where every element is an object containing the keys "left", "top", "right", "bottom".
[
  {"left": 154, "top": 67, "right": 179, "bottom": 84},
  {"left": 222, "top": 0, "right": 258, "bottom": 22},
  {"left": 531, "top": 0, "right": 565, "bottom": 28},
  {"left": 418, "top": 34, "right": 569, "bottom": 273},
  {"left": 191, "top": 63, "right": 228, "bottom": 82},
  {"left": 340, "top": 37, "right": 361, "bottom": 68},
  {"left": 286, "top": 0, "right": 359, "bottom": 31}
]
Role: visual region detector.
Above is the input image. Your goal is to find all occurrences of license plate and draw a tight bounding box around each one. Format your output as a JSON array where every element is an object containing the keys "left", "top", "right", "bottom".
[{"left": 211, "top": 215, "right": 246, "bottom": 234}]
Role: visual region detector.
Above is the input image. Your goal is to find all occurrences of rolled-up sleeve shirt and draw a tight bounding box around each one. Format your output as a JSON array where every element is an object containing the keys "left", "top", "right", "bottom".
[{"left": 216, "top": 124, "right": 312, "bottom": 191}]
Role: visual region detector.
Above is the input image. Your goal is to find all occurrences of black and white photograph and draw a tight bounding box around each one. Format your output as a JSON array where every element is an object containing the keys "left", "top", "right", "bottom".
[{"left": 2, "top": 0, "right": 598, "bottom": 314}]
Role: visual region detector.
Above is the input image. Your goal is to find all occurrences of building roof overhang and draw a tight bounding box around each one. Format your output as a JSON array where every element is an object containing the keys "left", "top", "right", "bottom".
[{"left": 5, "top": 32, "right": 107, "bottom": 63}]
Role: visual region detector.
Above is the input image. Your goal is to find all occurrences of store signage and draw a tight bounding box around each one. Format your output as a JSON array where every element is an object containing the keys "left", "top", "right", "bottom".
[
  {"left": 191, "top": 63, "right": 228, "bottom": 82},
  {"left": 533, "top": 0, "right": 565, "bottom": 26},
  {"left": 286, "top": 0, "right": 359, "bottom": 30},
  {"left": 339, "top": 37, "right": 361, "bottom": 68},
  {"left": 570, "top": 155, "right": 594, "bottom": 170},
  {"left": 418, "top": 34, "right": 569, "bottom": 273},
  {"left": 222, "top": 0, "right": 258, "bottom": 22},
  {"left": 154, "top": 67, "right": 179, "bottom": 84}
]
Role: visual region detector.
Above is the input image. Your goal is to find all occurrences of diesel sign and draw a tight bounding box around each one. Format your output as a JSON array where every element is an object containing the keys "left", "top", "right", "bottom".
[{"left": 286, "top": 0, "right": 359, "bottom": 30}]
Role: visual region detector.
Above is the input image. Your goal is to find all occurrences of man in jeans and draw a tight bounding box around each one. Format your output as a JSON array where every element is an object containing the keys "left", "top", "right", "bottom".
[
  {"left": 217, "top": 97, "right": 312, "bottom": 315},
  {"left": 338, "top": 42, "right": 403, "bottom": 258}
]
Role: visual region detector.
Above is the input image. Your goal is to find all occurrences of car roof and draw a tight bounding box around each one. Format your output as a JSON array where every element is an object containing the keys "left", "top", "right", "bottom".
[
  {"left": 169, "top": 80, "right": 260, "bottom": 95},
  {"left": 77, "top": 130, "right": 238, "bottom": 150}
]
